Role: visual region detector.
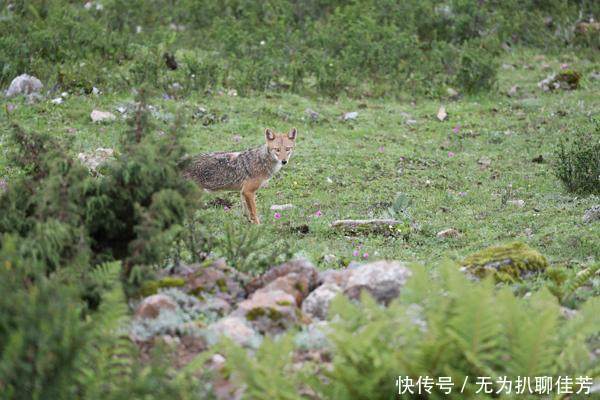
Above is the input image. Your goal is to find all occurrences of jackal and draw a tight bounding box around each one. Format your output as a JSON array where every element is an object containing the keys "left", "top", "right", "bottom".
[{"left": 183, "top": 128, "right": 297, "bottom": 224}]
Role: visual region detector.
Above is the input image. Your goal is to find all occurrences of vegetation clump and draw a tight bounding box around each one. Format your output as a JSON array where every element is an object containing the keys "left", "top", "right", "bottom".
[{"left": 461, "top": 242, "right": 549, "bottom": 282}]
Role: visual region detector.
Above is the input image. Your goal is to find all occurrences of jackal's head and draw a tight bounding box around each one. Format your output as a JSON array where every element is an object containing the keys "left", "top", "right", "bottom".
[{"left": 265, "top": 128, "right": 297, "bottom": 165}]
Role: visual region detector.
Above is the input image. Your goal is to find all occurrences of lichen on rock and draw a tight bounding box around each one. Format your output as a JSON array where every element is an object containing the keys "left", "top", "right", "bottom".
[
  {"left": 140, "top": 276, "right": 186, "bottom": 296},
  {"left": 461, "top": 242, "right": 548, "bottom": 282}
]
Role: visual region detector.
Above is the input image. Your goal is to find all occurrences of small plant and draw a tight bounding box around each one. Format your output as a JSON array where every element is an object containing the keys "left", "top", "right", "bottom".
[
  {"left": 553, "top": 119, "right": 600, "bottom": 195},
  {"left": 216, "top": 221, "right": 294, "bottom": 275}
]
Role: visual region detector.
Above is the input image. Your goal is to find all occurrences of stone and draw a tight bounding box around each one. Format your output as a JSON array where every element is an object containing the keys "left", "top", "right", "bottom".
[
  {"left": 317, "top": 269, "right": 349, "bottom": 287},
  {"left": 270, "top": 204, "right": 294, "bottom": 211},
  {"left": 343, "top": 260, "right": 412, "bottom": 305},
  {"left": 538, "top": 71, "right": 581, "bottom": 92},
  {"left": 255, "top": 272, "right": 312, "bottom": 306},
  {"left": 436, "top": 105, "right": 448, "bottom": 121},
  {"left": 341, "top": 111, "right": 358, "bottom": 121},
  {"left": 90, "top": 109, "right": 116, "bottom": 122},
  {"left": 583, "top": 205, "right": 600, "bottom": 224},
  {"left": 135, "top": 294, "right": 178, "bottom": 319},
  {"left": 301, "top": 283, "right": 342, "bottom": 320},
  {"left": 508, "top": 199, "right": 525, "bottom": 208},
  {"left": 5, "top": 74, "right": 43, "bottom": 98},
  {"left": 246, "top": 259, "right": 318, "bottom": 295},
  {"left": 446, "top": 87, "right": 459, "bottom": 99},
  {"left": 205, "top": 316, "right": 261, "bottom": 349},
  {"left": 507, "top": 85, "right": 519, "bottom": 97},
  {"left": 77, "top": 147, "right": 114, "bottom": 172},
  {"left": 305, "top": 108, "right": 319, "bottom": 121},
  {"left": 436, "top": 228, "right": 460, "bottom": 238},
  {"left": 477, "top": 156, "right": 492, "bottom": 169},
  {"left": 188, "top": 261, "right": 246, "bottom": 304},
  {"left": 234, "top": 289, "right": 300, "bottom": 334}
]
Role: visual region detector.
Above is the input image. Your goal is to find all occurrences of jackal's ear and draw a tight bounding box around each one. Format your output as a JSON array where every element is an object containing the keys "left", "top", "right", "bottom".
[
  {"left": 288, "top": 127, "right": 297, "bottom": 140},
  {"left": 265, "top": 128, "right": 275, "bottom": 141}
]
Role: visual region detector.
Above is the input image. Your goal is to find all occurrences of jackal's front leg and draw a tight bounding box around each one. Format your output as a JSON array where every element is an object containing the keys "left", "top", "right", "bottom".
[{"left": 241, "top": 189, "right": 260, "bottom": 224}]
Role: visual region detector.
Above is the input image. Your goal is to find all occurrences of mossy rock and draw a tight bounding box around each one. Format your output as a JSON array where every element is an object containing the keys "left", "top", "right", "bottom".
[
  {"left": 461, "top": 242, "right": 548, "bottom": 282},
  {"left": 554, "top": 70, "right": 581, "bottom": 90},
  {"left": 140, "top": 277, "right": 186, "bottom": 296}
]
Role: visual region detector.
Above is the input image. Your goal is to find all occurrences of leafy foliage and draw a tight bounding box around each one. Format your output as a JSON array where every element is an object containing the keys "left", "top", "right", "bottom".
[
  {"left": 553, "top": 119, "right": 600, "bottom": 195},
  {"left": 220, "top": 263, "right": 600, "bottom": 399}
]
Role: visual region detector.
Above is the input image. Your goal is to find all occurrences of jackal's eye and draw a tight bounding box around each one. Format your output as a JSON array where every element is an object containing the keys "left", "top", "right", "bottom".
[
  {"left": 285, "top": 147, "right": 292, "bottom": 151},
  {"left": 275, "top": 148, "right": 281, "bottom": 152}
]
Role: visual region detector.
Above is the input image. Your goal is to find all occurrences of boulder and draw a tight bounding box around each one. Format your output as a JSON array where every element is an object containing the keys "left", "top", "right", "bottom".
[
  {"left": 205, "top": 316, "right": 261, "bottom": 349},
  {"left": 246, "top": 259, "right": 318, "bottom": 295},
  {"left": 583, "top": 205, "right": 600, "bottom": 224},
  {"left": 90, "top": 109, "right": 117, "bottom": 122},
  {"left": 343, "top": 260, "right": 412, "bottom": 305},
  {"left": 135, "top": 294, "right": 178, "bottom": 319},
  {"left": 234, "top": 289, "right": 300, "bottom": 334},
  {"left": 188, "top": 260, "right": 246, "bottom": 304},
  {"left": 255, "top": 272, "right": 313, "bottom": 306},
  {"left": 77, "top": 147, "right": 114, "bottom": 173},
  {"left": 5, "top": 74, "right": 43, "bottom": 98},
  {"left": 301, "top": 283, "right": 342, "bottom": 320}
]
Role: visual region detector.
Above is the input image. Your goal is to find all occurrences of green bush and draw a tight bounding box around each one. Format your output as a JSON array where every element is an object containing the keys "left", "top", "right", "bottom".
[
  {"left": 220, "top": 263, "right": 600, "bottom": 399},
  {"left": 553, "top": 119, "right": 600, "bottom": 195}
]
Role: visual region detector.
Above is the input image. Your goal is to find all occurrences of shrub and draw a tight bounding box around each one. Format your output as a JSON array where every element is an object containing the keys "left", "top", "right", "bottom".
[{"left": 553, "top": 119, "right": 600, "bottom": 195}]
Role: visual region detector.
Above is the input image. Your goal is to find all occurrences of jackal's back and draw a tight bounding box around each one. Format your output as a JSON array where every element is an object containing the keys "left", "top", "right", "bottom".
[{"left": 183, "top": 146, "right": 277, "bottom": 191}]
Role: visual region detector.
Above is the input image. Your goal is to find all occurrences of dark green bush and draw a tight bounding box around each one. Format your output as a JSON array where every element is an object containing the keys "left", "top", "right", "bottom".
[{"left": 554, "top": 120, "right": 600, "bottom": 195}]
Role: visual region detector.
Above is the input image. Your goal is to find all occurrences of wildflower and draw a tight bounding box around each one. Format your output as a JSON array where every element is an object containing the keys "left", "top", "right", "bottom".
[
  {"left": 452, "top": 124, "right": 461, "bottom": 134},
  {"left": 315, "top": 210, "right": 323, "bottom": 217},
  {"left": 274, "top": 212, "right": 281, "bottom": 219},
  {"left": 362, "top": 252, "right": 369, "bottom": 259},
  {"left": 353, "top": 249, "right": 359, "bottom": 257},
  {"left": 378, "top": 146, "right": 385, "bottom": 153},
  {"left": 224, "top": 206, "right": 230, "bottom": 211},
  {"left": 448, "top": 151, "right": 455, "bottom": 157}
]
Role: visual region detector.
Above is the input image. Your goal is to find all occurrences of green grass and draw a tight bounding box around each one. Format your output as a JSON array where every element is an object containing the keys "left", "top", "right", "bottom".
[{"left": 2, "top": 49, "right": 599, "bottom": 273}]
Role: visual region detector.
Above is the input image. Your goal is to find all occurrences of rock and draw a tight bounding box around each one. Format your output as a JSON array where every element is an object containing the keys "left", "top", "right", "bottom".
[
  {"left": 90, "top": 109, "right": 116, "bottom": 122},
  {"left": 301, "top": 283, "right": 342, "bottom": 320},
  {"left": 246, "top": 259, "right": 318, "bottom": 295},
  {"left": 501, "top": 63, "right": 515, "bottom": 70},
  {"left": 26, "top": 93, "right": 43, "bottom": 104},
  {"left": 330, "top": 219, "right": 402, "bottom": 235},
  {"left": 560, "top": 306, "right": 579, "bottom": 320},
  {"left": 51, "top": 97, "right": 63, "bottom": 104},
  {"left": 406, "top": 119, "right": 418, "bottom": 126},
  {"left": 77, "top": 147, "right": 114, "bottom": 172},
  {"left": 305, "top": 108, "right": 319, "bottom": 121},
  {"left": 590, "top": 72, "right": 600, "bottom": 81},
  {"left": 538, "top": 70, "right": 581, "bottom": 92},
  {"left": 5, "top": 74, "right": 43, "bottom": 98},
  {"left": 198, "top": 296, "right": 231, "bottom": 316},
  {"left": 477, "top": 156, "right": 492, "bottom": 169},
  {"left": 256, "top": 272, "right": 313, "bottom": 306},
  {"left": 343, "top": 260, "right": 412, "bottom": 305},
  {"left": 188, "top": 261, "right": 246, "bottom": 304},
  {"left": 322, "top": 254, "right": 337, "bottom": 264},
  {"left": 270, "top": 204, "right": 294, "bottom": 211},
  {"left": 436, "top": 228, "right": 460, "bottom": 238},
  {"left": 436, "top": 105, "right": 448, "bottom": 121},
  {"left": 234, "top": 289, "right": 300, "bottom": 334},
  {"left": 317, "top": 269, "right": 349, "bottom": 287},
  {"left": 461, "top": 242, "right": 548, "bottom": 282},
  {"left": 583, "top": 205, "right": 600, "bottom": 223},
  {"left": 508, "top": 199, "right": 525, "bottom": 208},
  {"left": 341, "top": 111, "right": 358, "bottom": 121},
  {"left": 294, "top": 321, "right": 332, "bottom": 350},
  {"left": 135, "top": 294, "right": 178, "bottom": 320},
  {"left": 205, "top": 316, "right": 261, "bottom": 348},
  {"left": 446, "top": 88, "right": 459, "bottom": 99},
  {"left": 507, "top": 85, "right": 519, "bottom": 97}
]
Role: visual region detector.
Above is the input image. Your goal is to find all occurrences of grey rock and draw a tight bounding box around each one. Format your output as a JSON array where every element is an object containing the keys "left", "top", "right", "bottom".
[
  {"left": 583, "top": 205, "right": 600, "bottom": 223},
  {"left": 305, "top": 108, "right": 319, "bottom": 121},
  {"left": 343, "top": 260, "right": 412, "bottom": 305},
  {"left": 301, "top": 283, "right": 342, "bottom": 320},
  {"left": 135, "top": 294, "right": 178, "bottom": 320},
  {"left": 90, "top": 109, "right": 116, "bottom": 122},
  {"left": 234, "top": 289, "right": 300, "bottom": 334},
  {"left": 204, "top": 316, "right": 261, "bottom": 349},
  {"left": 77, "top": 147, "right": 114, "bottom": 172},
  {"left": 294, "top": 321, "right": 331, "bottom": 350},
  {"left": 5, "top": 74, "right": 43, "bottom": 98},
  {"left": 341, "top": 111, "right": 358, "bottom": 121}
]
